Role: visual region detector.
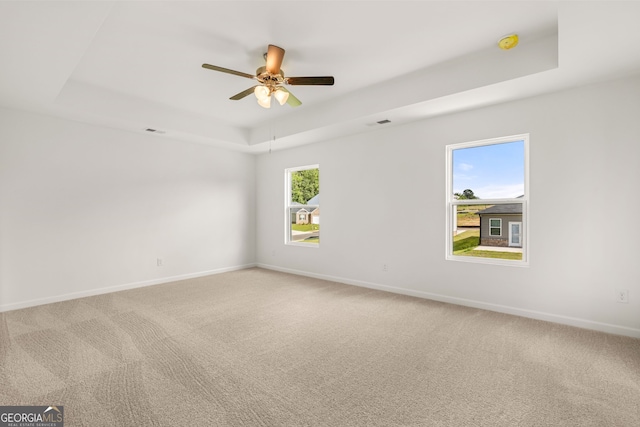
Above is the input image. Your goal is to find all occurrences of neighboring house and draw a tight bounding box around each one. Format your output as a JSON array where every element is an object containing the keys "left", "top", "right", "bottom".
[
  {"left": 290, "top": 194, "right": 320, "bottom": 225},
  {"left": 477, "top": 204, "right": 522, "bottom": 247},
  {"left": 307, "top": 194, "right": 320, "bottom": 225},
  {"left": 289, "top": 202, "right": 305, "bottom": 224},
  {"left": 310, "top": 207, "right": 320, "bottom": 224},
  {"left": 295, "top": 208, "right": 311, "bottom": 224}
]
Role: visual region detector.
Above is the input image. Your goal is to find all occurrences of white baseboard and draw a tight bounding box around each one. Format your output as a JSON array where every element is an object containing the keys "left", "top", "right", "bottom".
[
  {"left": 0, "top": 263, "right": 257, "bottom": 313},
  {"left": 257, "top": 263, "right": 640, "bottom": 339}
]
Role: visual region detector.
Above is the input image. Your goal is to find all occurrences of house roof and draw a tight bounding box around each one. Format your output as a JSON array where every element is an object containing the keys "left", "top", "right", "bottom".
[
  {"left": 307, "top": 194, "right": 320, "bottom": 205},
  {"left": 477, "top": 204, "right": 522, "bottom": 215}
]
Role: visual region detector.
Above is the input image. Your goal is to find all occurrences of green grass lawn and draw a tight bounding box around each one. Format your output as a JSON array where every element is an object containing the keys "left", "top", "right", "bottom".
[
  {"left": 291, "top": 224, "right": 320, "bottom": 232},
  {"left": 303, "top": 236, "right": 319, "bottom": 244},
  {"left": 453, "top": 229, "right": 522, "bottom": 260},
  {"left": 453, "top": 229, "right": 480, "bottom": 252}
]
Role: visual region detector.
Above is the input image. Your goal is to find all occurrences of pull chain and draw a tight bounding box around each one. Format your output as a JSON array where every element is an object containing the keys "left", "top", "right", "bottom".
[{"left": 269, "top": 125, "right": 273, "bottom": 154}]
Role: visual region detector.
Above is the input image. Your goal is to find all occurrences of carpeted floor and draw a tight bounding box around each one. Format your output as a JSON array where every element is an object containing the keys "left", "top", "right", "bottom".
[{"left": 1, "top": 267, "right": 639, "bottom": 426}]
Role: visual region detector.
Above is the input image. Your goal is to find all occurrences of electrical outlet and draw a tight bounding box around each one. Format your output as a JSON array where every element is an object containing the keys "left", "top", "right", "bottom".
[
  {"left": 157, "top": 258, "right": 163, "bottom": 267},
  {"left": 383, "top": 264, "right": 388, "bottom": 272},
  {"left": 616, "top": 289, "right": 629, "bottom": 303},
  {"left": 271, "top": 250, "right": 276, "bottom": 257}
]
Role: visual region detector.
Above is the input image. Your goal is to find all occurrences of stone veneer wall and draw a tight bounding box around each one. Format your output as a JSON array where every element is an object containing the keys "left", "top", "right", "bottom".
[{"left": 480, "top": 237, "right": 509, "bottom": 247}]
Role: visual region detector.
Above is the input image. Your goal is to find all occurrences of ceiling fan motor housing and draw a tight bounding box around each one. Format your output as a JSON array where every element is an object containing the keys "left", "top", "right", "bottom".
[{"left": 256, "top": 66, "right": 284, "bottom": 85}]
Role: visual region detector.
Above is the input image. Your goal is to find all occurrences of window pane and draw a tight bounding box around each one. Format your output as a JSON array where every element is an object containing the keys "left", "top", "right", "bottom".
[
  {"left": 453, "top": 203, "right": 522, "bottom": 259},
  {"left": 287, "top": 165, "right": 319, "bottom": 245},
  {"left": 453, "top": 140, "right": 524, "bottom": 200},
  {"left": 289, "top": 207, "right": 320, "bottom": 244},
  {"left": 290, "top": 169, "right": 319, "bottom": 204}
]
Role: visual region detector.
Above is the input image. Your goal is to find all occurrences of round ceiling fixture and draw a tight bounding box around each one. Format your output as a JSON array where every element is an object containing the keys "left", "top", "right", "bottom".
[{"left": 498, "top": 34, "right": 519, "bottom": 50}]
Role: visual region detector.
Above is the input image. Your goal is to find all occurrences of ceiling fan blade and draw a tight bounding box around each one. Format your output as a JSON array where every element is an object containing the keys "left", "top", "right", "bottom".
[
  {"left": 265, "top": 45, "right": 285, "bottom": 74},
  {"left": 281, "top": 87, "right": 302, "bottom": 107},
  {"left": 230, "top": 86, "right": 258, "bottom": 100},
  {"left": 202, "top": 64, "right": 255, "bottom": 80},
  {"left": 285, "top": 76, "right": 335, "bottom": 86}
]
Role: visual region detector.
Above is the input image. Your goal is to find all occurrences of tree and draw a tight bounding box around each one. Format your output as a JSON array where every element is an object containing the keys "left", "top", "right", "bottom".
[
  {"left": 291, "top": 169, "right": 319, "bottom": 204},
  {"left": 455, "top": 189, "right": 479, "bottom": 200}
]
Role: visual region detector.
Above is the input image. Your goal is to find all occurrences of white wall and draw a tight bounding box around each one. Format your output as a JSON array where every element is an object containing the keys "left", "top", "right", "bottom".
[
  {"left": 256, "top": 74, "right": 640, "bottom": 337},
  {"left": 0, "top": 108, "right": 256, "bottom": 310}
]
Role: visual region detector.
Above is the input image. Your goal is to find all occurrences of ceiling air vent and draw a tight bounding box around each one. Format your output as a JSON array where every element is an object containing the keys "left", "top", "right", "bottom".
[
  {"left": 365, "top": 119, "right": 392, "bottom": 127},
  {"left": 145, "top": 128, "right": 166, "bottom": 134}
]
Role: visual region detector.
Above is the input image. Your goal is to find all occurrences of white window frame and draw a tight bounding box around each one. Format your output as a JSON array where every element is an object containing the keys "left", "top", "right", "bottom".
[
  {"left": 285, "top": 164, "right": 320, "bottom": 247},
  {"left": 489, "top": 218, "right": 502, "bottom": 236},
  {"left": 446, "top": 134, "right": 529, "bottom": 266}
]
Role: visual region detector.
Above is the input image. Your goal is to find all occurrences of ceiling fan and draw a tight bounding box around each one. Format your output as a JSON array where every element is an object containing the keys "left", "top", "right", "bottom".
[{"left": 202, "top": 44, "right": 334, "bottom": 108}]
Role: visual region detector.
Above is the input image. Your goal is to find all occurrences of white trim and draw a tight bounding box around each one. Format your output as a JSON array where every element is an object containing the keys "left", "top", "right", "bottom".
[
  {"left": 0, "top": 263, "right": 257, "bottom": 313},
  {"left": 257, "top": 264, "right": 640, "bottom": 339},
  {"left": 286, "top": 242, "right": 320, "bottom": 249},
  {"left": 444, "top": 254, "right": 528, "bottom": 267},
  {"left": 285, "top": 164, "right": 320, "bottom": 173}
]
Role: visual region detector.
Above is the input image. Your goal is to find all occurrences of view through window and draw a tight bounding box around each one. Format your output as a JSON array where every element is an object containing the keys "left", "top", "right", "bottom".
[
  {"left": 446, "top": 135, "right": 528, "bottom": 265},
  {"left": 286, "top": 165, "right": 320, "bottom": 245}
]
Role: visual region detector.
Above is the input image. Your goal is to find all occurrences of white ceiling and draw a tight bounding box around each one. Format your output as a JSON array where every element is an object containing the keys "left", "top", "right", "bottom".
[{"left": 2, "top": 1, "right": 640, "bottom": 153}]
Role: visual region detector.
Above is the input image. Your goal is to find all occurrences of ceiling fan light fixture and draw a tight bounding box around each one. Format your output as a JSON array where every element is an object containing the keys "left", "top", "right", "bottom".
[
  {"left": 257, "top": 95, "right": 271, "bottom": 109},
  {"left": 274, "top": 88, "right": 289, "bottom": 105},
  {"left": 254, "top": 85, "right": 270, "bottom": 101}
]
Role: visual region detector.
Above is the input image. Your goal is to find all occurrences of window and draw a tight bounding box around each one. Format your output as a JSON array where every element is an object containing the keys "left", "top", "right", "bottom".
[
  {"left": 489, "top": 219, "right": 502, "bottom": 236},
  {"left": 446, "top": 134, "right": 528, "bottom": 266},
  {"left": 286, "top": 165, "right": 320, "bottom": 246}
]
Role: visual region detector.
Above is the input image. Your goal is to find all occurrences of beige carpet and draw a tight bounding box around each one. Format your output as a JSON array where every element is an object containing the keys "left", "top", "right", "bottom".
[{"left": 1, "top": 268, "right": 639, "bottom": 426}]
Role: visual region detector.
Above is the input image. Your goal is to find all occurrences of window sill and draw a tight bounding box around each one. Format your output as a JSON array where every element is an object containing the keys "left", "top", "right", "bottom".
[
  {"left": 286, "top": 242, "right": 320, "bottom": 248},
  {"left": 446, "top": 254, "right": 528, "bottom": 267}
]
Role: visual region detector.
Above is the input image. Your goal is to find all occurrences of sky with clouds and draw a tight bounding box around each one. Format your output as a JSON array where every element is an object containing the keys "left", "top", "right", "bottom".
[{"left": 453, "top": 140, "right": 525, "bottom": 199}]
